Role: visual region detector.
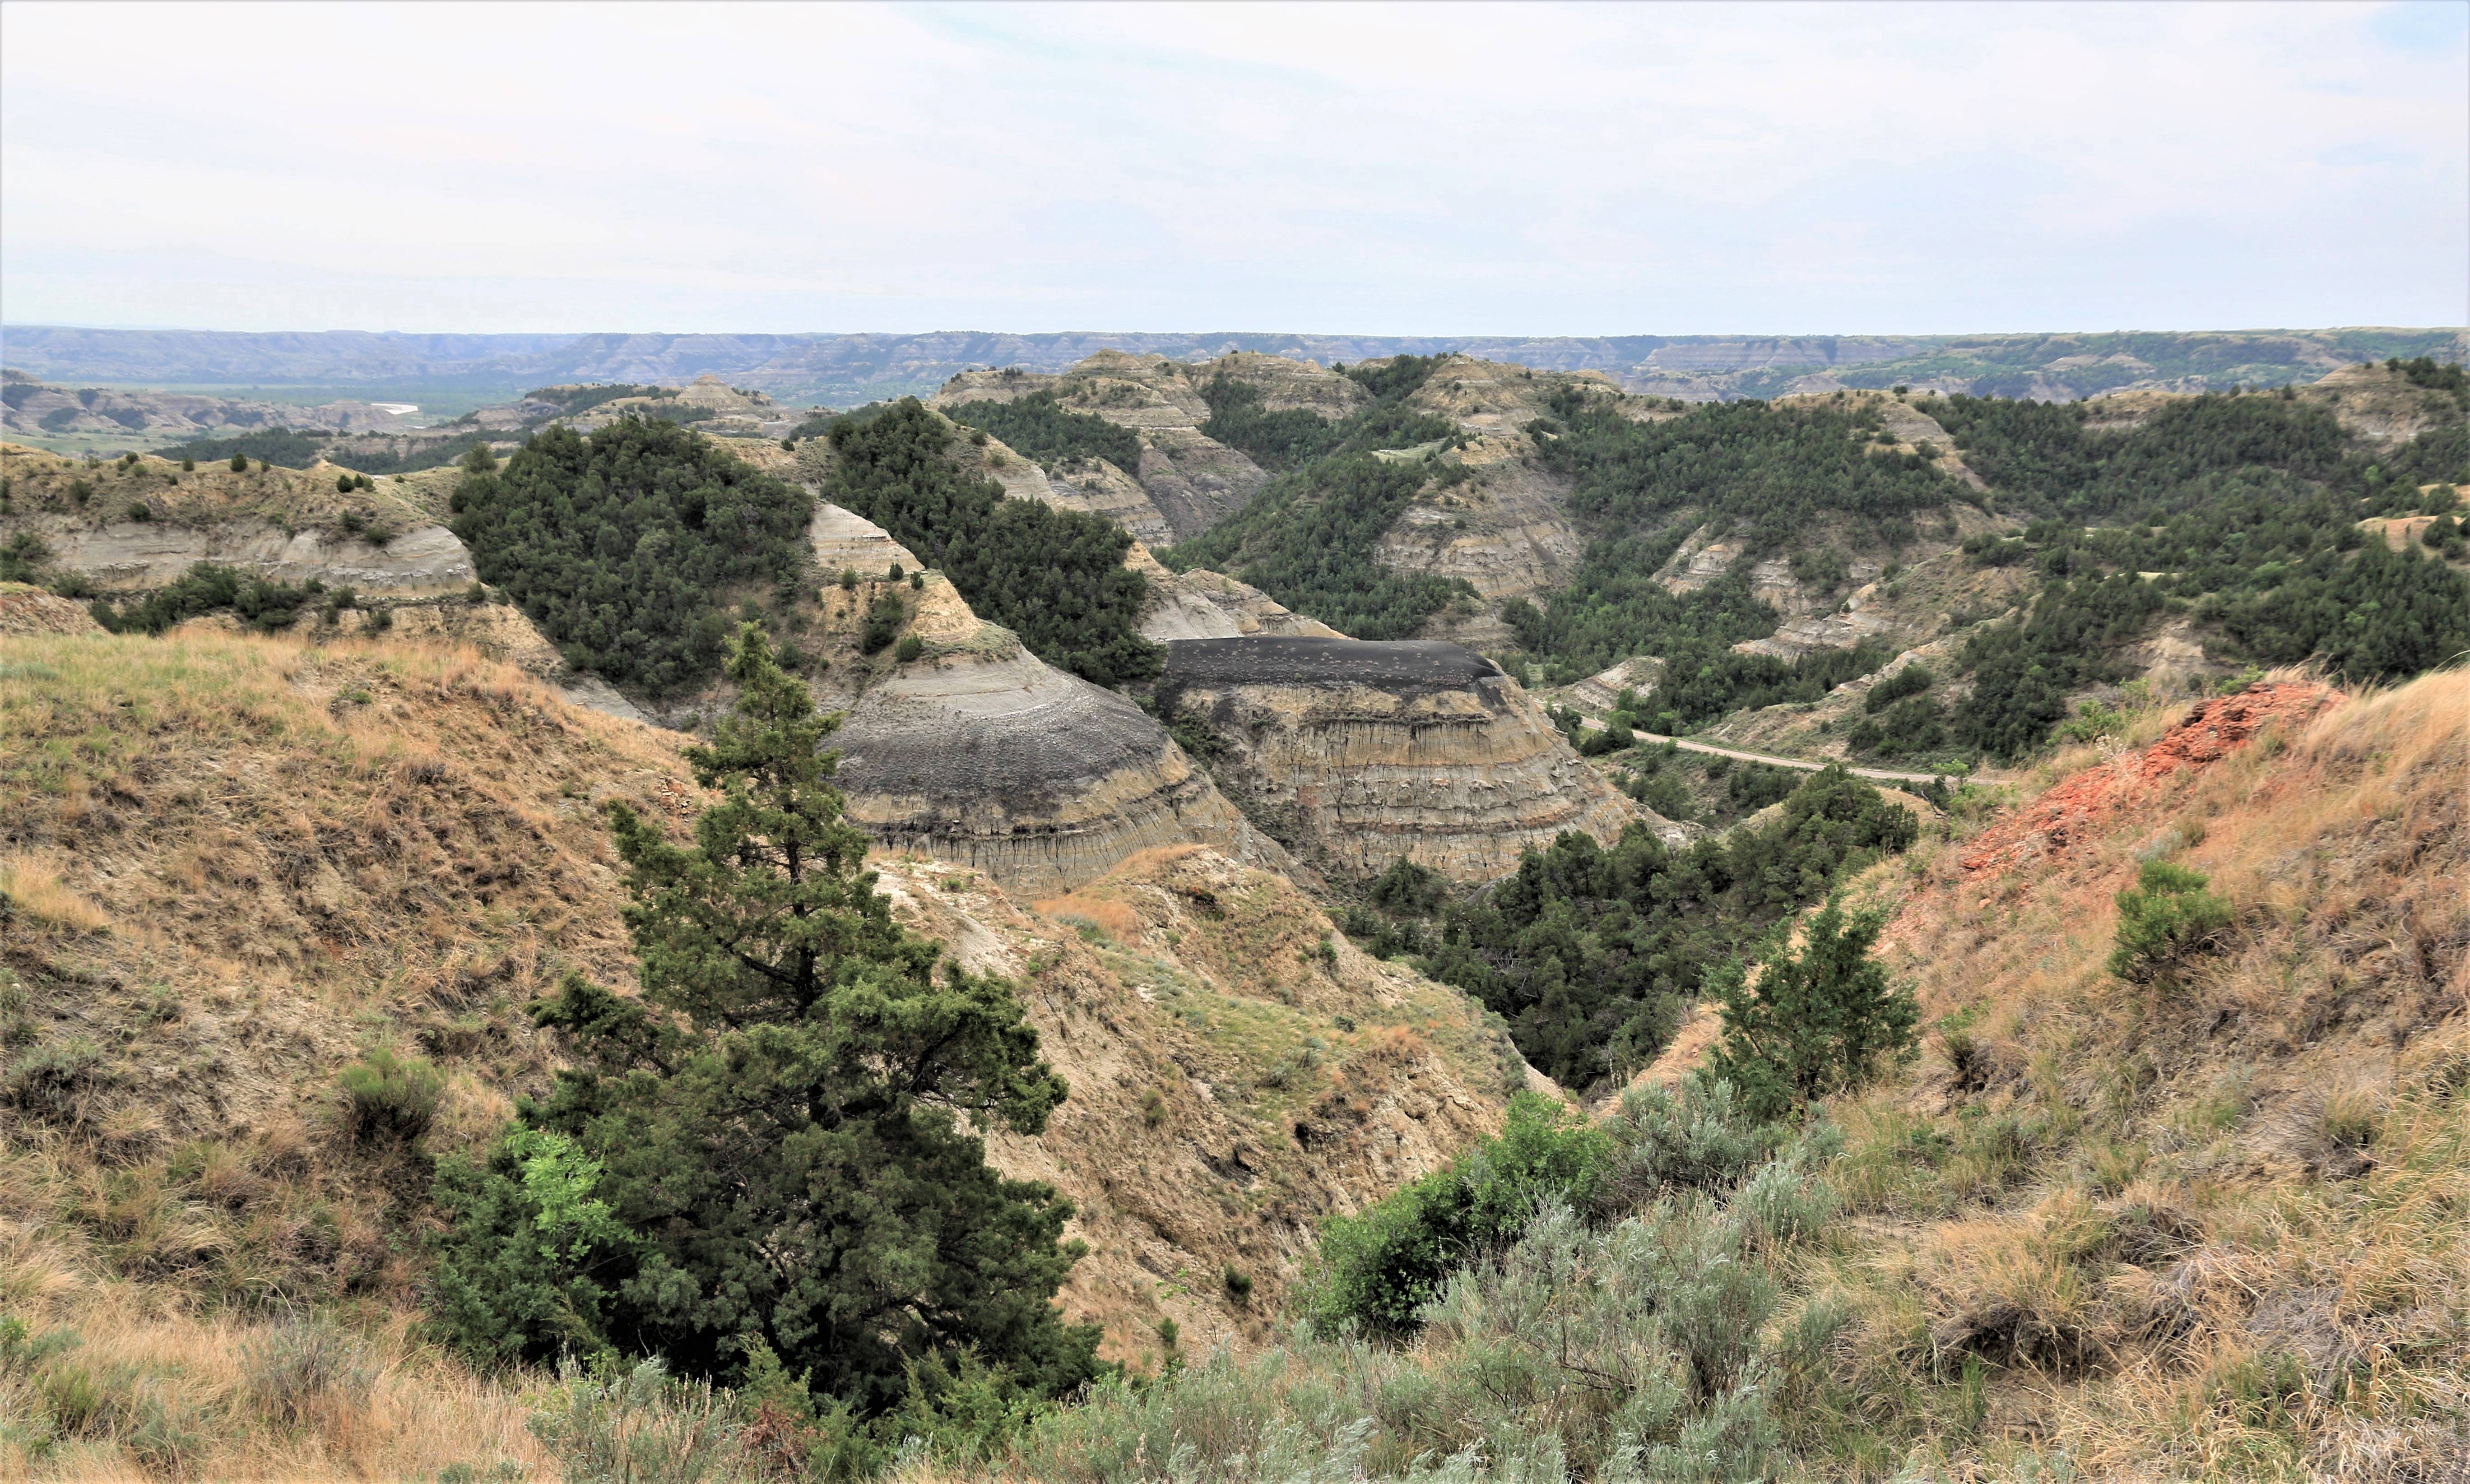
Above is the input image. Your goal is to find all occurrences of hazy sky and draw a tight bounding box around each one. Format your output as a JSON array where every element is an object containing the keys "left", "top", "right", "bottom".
[{"left": 3, "top": 1, "right": 2464, "bottom": 336}]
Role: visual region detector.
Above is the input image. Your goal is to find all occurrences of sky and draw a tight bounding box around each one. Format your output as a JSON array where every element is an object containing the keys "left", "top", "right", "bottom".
[{"left": 2, "top": 0, "right": 2464, "bottom": 337}]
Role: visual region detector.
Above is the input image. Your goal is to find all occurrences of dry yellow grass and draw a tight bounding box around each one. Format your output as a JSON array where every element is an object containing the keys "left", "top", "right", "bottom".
[
  {"left": 1, "top": 626, "right": 698, "bottom": 1479},
  {"left": 0, "top": 855, "right": 109, "bottom": 935},
  {"left": 1788, "top": 668, "right": 2470, "bottom": 1479}
]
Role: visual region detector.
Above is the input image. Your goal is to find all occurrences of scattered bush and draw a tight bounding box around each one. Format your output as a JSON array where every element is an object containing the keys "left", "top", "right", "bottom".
[
  {"left": 338, "top": 1048, "right": 444, "bottom": 1144},
  {"left": 2106, "top": 859, "right": 2234, "bottom": 987},
  {"left": 894, "top": 633, "right": 925, "bottom": 663},
  {"left": 229, "top": 452, "right": 249, "bottom": 472}
]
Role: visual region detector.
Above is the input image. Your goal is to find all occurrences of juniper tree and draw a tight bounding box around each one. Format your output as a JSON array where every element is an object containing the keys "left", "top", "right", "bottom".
[
  {"left": 431, "top": 626, "right": 1098, "bottom": 1414},
  {"left": 1705, "top": 894, "right": 1915, "bottom": 1120}
]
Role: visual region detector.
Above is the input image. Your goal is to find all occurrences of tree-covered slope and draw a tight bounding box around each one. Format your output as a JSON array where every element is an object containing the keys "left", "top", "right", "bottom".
[
  {"left": 448, "top": 417, "right": 813, "bottom": 694},
  {"left": 822, "top": 399, "right": 1161, "bottom": 686}
]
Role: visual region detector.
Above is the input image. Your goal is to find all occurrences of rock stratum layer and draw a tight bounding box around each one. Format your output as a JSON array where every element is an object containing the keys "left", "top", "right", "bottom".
[
  {"left": 1156, "top": 636, "right": 1641, "bottom": 882},
  {"left": 808, "top": 503, "right": 1290, "bottom": 897}
]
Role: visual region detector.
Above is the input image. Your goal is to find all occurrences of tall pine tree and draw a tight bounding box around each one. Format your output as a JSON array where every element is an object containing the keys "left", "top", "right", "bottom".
[{"left": 431, "top": 626, "right": 1099, "bottom": 1414}]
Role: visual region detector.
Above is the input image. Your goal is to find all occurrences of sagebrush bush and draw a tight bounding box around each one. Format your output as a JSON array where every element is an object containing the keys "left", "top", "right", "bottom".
[
  {"left": 987, "top": 1099, "right": 1828, "bottom": 1484},
  {"left": 527, "top": 1356, "right": 746, "bottom": 1484},
  {"left": 240, "top": 1315, "right": 374, "bottom": 1428},
  {"left": 6, "top": 1037, "right": 106, "bottom": 1120},
  {"left": 338, "top": 1048, "right": 444, "bottom": 1144}
]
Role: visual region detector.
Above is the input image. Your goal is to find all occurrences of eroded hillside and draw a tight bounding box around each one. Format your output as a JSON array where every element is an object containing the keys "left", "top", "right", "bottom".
[
  {"left": 0, "top": 623, "right": 1529, "bottom": 1475},
  {"left": 1804, "top": 672, "right": 2470, "bottom": 1475}
]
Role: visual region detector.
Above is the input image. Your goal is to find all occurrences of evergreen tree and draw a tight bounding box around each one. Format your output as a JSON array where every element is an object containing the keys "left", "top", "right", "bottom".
[
  {"left": 1705, "top": 895, "right": 1914, "bottom": 1119},
  {"left": 431, "top": 628, "right": 1100, "bottom": 1414}
]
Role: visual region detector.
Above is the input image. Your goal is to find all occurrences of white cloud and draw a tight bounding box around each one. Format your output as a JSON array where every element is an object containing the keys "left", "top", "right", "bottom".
[{"left": 2, "top": 0, "right": 2461, "bottom": 333}]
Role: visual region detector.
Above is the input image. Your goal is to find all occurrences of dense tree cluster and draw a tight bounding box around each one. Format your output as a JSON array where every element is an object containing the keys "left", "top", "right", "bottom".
[
  {"left": 1163, "top": 454, "right": 1476, "bottom": 639},
  {"left": 1533, "top": 392, "right": 1959, "bottom": 552},
  {"left": 1500, "top": 394, "right": 1959, "bottom": 684},
  {"left": 524, "top": 383, "right": 677, "bottom": 417},
  {"left": 1156, "top": 357, "right": 1479, "bottom": 636},
  {"left": 1372, "top": 767, "right": 1916, "bottom": 1091},
  {"left": 429, "top": 631, "right": 1101, "bottom": 1426},
  {"left": 144, "top": 428, "right": 330, "bottom": 469},
  {"left": 942, "top": 390, "right": 1141, "bottom": 470},
  {"left": 1932, "top": 392, "right": 2351, "bottom": 521},
  {"left": 824, "top": 400, "right": 1161, "bottom": 686},
  {"left": 449, "top": 417, "right": 813, "bottom": 694},
  {"left": 1196, "top": 363, "right": 1459, "bottom": 473},
  {"left": 1922, "top": 393, "right": 2470, "bottom": 756}
]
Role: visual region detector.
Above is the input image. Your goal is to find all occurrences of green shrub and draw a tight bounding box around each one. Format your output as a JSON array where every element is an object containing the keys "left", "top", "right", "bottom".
[
  {"left": 1308, "top": 1091, "right": 1611, "bottom": 1333},
  {"left": 338, "top": 1048, "right": 444, "bottom": 1144},
  {"left": 860, "top": 591, "right": 905, "bottom": 654},
  {"left": 2107, "top": 858, "right": 2234, "bottom": 987},
  {"left": 90, "top": 561, "right": 320, "bottom": 635},
  {"left": 0, "top": 531, "right": 51, "bottom": 583},
  {"left": 229, "top": 451, "right": 249, "bottom": 472},
  {"left": 1706, "top": 894, "right": 1917, "bottom": 1121},
  {"left": 894, "top": 633, "right": 925, "bottom": 663}
]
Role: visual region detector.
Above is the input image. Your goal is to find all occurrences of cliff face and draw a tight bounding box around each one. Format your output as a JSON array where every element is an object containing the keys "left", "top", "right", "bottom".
[
  {"left": 795, "top": 502, "right": 1289, "bottom": 898},
  {"left": 1156, "top": 637, "right": 1644, "bottom": 882},
  {"left": 830, "top": 632, "right": 1288, "bottom": 899}
]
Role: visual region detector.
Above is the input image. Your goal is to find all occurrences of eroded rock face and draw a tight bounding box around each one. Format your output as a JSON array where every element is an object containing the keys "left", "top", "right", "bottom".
[
  {"left": 1045, "top": 461, "right": 1176, "bottom": 547},
  {"left": 831, "top": 635, "right": 1285, "bottom": 898},
  {"left": 808, "top": 499, "right": 1292, "bottom": 897},
  {"left": 1156, "top": 637, "right": 1638, "bottom": 883},
  {"left": 934, "top": 352, "right": 1268, "bottom": 540},
  {"left": 809, "top": 501, "right": 922, "bottom": 575},
  {"left": 30, "top": 517, "right": 474, "bottom": 592},
  {"left": 1129, "top": 544, "right": 1339, "bottom": 642},
  {"left": 1376, "top": 434, "right": 1583, "bottom": 603}
]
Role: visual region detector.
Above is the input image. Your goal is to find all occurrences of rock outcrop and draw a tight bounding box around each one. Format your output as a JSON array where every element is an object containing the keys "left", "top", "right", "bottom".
[
  {"left": 935, "top": 352, "right": 1268, "bottom": 540},
  {"left": 809, "top": 500, "right": 922, "bottom": 576},
  {"left": 801, "top": 503, "right": 1291, "bottom": 897},
  {"left": 0, "top": 581, "right": 104, "bottom": 635},
  {"left": 831, "top": 633, "right": 1286, "bottom": 899},
  {"left": 28, "top": 517, "right": 474, "bottom": 592},
  {"left": 1156, "top": 636, "right": 1642, "bottom": 882},
  {"left": 1129, "top": 544, "right": 1339, "bottom": 642}
]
